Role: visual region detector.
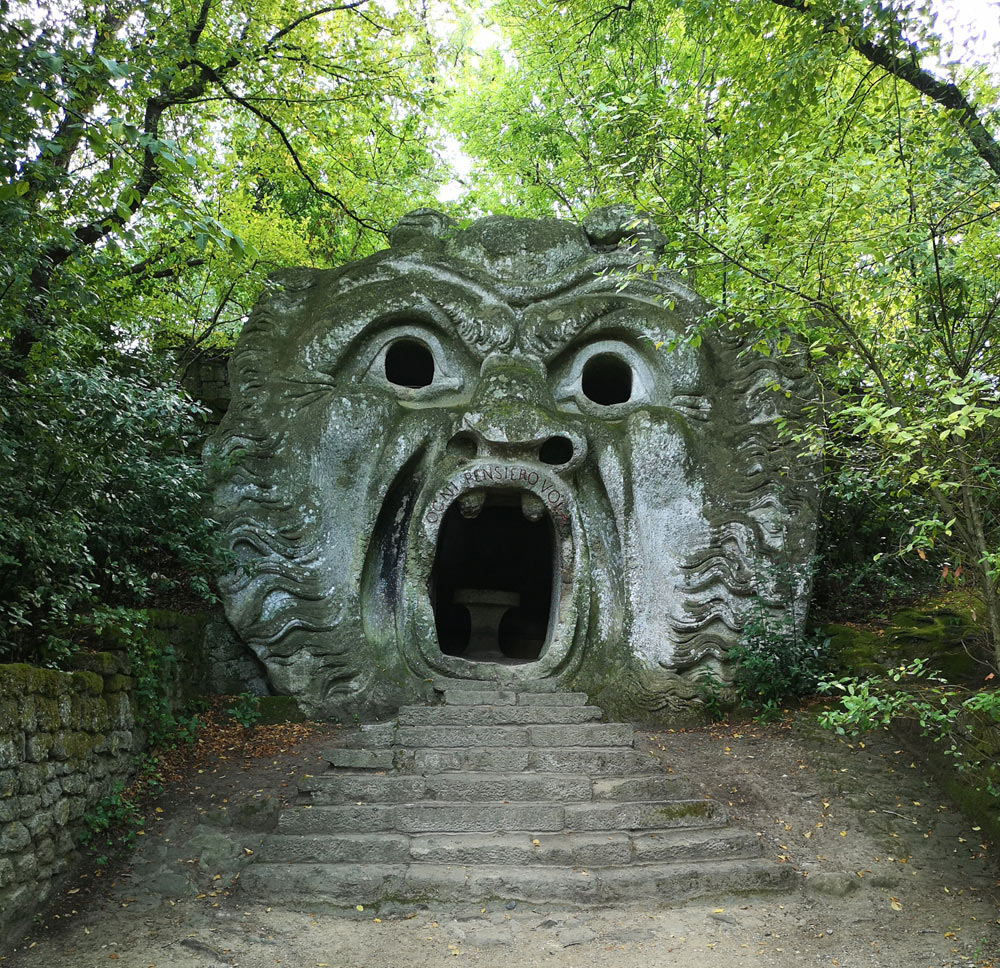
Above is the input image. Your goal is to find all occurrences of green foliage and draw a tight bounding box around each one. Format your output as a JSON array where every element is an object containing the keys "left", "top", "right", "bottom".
[
  {"left": 1, "top": 0, "right": 446, "bottom": 353},
  {"left": 0, "top": 348, "right": 218, "bottom": 666},
  {"left": 79, "top": 779, "right": 144, "bottom": 861},
  {"left": 818, "top": 660, "right": 1000, "bottom": 805},
  {"left": 812, "top": 458, "right": 941, "bottom": 618},
  {"left": 694, "top": 673, "right": 731, "bottom": 723},
  {"left": 730, "top": 611, "right": 833, "bottom": 717},
  {"left": 226, "top": 692, "right": 262, "bottom": 728},
  {"left": 444, "top": 0, "right": 1000, "bottom": 665},
  {"left": 0, "top": 0, "right": 453, "bottom": 670},
  {"left": 125, "top": 618, "right": 204, "bottom": 747}
]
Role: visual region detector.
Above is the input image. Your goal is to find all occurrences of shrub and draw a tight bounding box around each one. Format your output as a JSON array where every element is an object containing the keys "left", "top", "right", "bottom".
[
  {"left": 818, "top": 660, "right": 1000, "bottom": 806},
  {"left": 226, "top": 692, "right": 262, "bottom": 728},
  {"left": 0, "top": 353, "right": 218, "bottom": 666},
  {"left": 730, "top": 609, "right": 833, "bottom": 715}
]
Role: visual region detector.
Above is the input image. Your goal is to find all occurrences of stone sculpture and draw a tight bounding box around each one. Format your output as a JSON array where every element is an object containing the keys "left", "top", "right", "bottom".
[{"left": 206, "top": 207, "right": 820, "bottom": 720}]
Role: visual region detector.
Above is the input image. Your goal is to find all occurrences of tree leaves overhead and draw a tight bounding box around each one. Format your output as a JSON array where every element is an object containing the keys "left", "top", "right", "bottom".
[
  {"left": 3, "top": 0, "right": 999, "bottom": 666},
  {"left": 0, "top": 0, "right": 449, "bottom": 662},
  {"left": 1, "top": 0, "right": 446, "bottom": 359},
  {"left": 445, "top": 0, "right": 1000, "bottom": 663}
]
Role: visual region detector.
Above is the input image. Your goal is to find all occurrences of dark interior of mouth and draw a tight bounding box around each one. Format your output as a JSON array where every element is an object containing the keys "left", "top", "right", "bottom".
[{"left": 431, "top": 490, "right": 555, "bottom": 663}]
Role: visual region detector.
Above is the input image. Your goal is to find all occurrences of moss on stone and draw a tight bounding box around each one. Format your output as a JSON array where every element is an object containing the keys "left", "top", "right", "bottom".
[
  {"left": 257, "top": 695, "right": 307, "bottom": 724},
  {"left": 0, "top": 664, "right": 70, "bottom": 699},
  {"left": 655, "top": 801, "right": 713, "bottom": 820},
  {"left": 0, "top": 701, "right": 19, "bottom": 733},
  {"left": 101, "top": 674, "right": 132, "bottom": 694},
  {"left": 34, "top": 698, "right": 61, "bottom": 732},
  {"left": 73, "top": 651, "right": 124, "bottom": 676},
  {"left": 882, "top": 607, "right": 981, "bottom": 682},
  {"left": 70, "top": 671, "right": 103, "bottom": 695},
  {"left": 61, "top": 731, "right": 98, "bottom": 758},
  {"left": 820, "top": 624, "right": 887, "bottom": 678},
  {"left": 821, "top": 595, "right": 983, "bottom": 683},
  {"left": 146, "top": 608, "right": 180, "bottom": 630}
]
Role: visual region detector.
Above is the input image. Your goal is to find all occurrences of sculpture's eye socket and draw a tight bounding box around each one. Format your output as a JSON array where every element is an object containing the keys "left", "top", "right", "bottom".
[
  {"left": 384, "top": 337, "right": 435, "bottom": 388},
  {"left": 551, "top": 337, "right": 652, "bottom": 417},
  {"left": 581, "top": 353, "right": 632, "bottom": 406},
  {"left": 362, "top": 323, "right": 466, "bottom": 401}
]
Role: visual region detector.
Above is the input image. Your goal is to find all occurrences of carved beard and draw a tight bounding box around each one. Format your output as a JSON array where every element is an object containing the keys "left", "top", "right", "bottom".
[{"left": 208, "top": 214, "right": 819, "bottom": 719}]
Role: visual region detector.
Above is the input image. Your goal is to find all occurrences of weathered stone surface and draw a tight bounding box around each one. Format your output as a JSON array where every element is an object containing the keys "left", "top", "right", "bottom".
[
  {"left": 208, "top": 207, "right": 820, "bottom": 719},
  {"left": 325, "top": 748, "right": 394, "bottom": 771},
  {"left": 232, "top": 795, "right": 281, "bottom": 832},
  {"left": 16, "top": 764, "right": 41, "bottom": 794},
  {"left": 247, "top": 686, "right": 788, "bottom": 909},
  {"left": 0, "top": 736, "right": 23, "bottom": 770},
  {"left": 805, "top": 870, "right": 860, "bottom": 897},
  {"left": 188, "top": 826, "right": 245, "bottom": 873},
  {"left": 261, "top": 832, "right": 410, "bottom": 865},
  {"left": 0, "top": 822, "right": 30, "bottom": 853},
  {"left": 0, "top": 649, "right": 148, "bottom": 949},
  {"left": 397, "top": 704, "right": 601, "bottom": 726}
]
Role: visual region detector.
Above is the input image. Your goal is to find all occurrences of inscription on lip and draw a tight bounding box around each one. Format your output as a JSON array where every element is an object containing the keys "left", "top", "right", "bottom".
[{"left": 423, "top": 464, "right": 569, "bottom": 525}]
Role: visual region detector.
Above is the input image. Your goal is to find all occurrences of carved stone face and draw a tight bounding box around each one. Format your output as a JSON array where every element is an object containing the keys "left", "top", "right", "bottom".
[{"left": 208, "top": 209, "right": 819, "bottom": 719}]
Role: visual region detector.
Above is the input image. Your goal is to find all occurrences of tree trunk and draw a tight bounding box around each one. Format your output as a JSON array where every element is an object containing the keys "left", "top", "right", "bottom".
[{"left": 960, "top": 481, "right": 1000, "bottom": 673}]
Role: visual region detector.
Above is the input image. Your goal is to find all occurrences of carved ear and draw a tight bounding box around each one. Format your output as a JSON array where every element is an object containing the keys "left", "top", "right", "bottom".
[
  {"left": 583, "top": 205, "right": 666, "bottom": 255},
  {"left": 388, "top": 208, "right": 458, "bottom": 247}
]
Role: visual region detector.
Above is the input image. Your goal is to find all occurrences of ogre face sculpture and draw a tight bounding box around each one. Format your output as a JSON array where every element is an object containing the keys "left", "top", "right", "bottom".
[{"left": 208, "top": 208, "right": 819, "bottom": 720}]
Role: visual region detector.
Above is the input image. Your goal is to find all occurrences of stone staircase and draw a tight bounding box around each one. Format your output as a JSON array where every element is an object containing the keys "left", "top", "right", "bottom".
[{"left": 240, "top": 682, "right": 790, "bottom": 908}]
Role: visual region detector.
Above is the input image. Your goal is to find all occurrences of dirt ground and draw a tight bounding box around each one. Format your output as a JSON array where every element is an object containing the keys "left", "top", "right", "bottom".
[{"left": 3, "top": 705, "right": 998, "bottom": 968}]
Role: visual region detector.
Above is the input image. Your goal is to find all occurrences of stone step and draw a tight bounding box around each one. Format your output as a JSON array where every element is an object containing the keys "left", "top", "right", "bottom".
[
  {"left": 249, "top": 685, "right": 787, "bottom": 909},
  {"left": 515, "top": 691, "right": 588, "bottom": 706},
  {"left": 260, "top": 826, "right": 761, "bottom": 868},
  {"left": 396, "top": 704, "right": 602, "bottom": 726},
  {"left": 300, "top": 771, "right": 690, "bottom": 805},
  {"left": 324, "top": 748, "right": 394, "bottom": 771},
  {"left": 408, "top": 826, "right": 759, "bottom": 867},
  {"left": 563, "top": 799, "right": 722, "bottom": 831},
  {"left": 262, "top": 833, "right": 411, "bottom": 865},
  {"left": 300, "top": 774, "right": 428, "bottom": 804},
  {"left": 407, "top": 746, "right": 661, "bottom": 776},
  {"left": 344, "top": 723, "right": 397, "bottom": 749},
  {"left": 300, "top": 772, "right": 594, "bottom": 804},
  {"left": 278, "top": 802, "right": 567, "bottom": 835},
  {"left": 277, "top": 799, "right": 723, "bottom": 836},
  {"left": 395, "top": 723, "right": 633, "bottom": 749},
  {"left": 438, "top": 687, "right": 589, "bottom": 707},
  {"left": 440, "top": 687, "right": 519, "bottom": 705},
  {"left": 239, "top": 857, "right": 792, "bottom": 907},
  {"left": 432, "top": 679, "right": 565, "bottom": 696},
  {"left": 591, "top": 774, "right": 691, "bottom": 800},
  {"left": 631, "top": 826, "right": 762, "bottom": 863}
]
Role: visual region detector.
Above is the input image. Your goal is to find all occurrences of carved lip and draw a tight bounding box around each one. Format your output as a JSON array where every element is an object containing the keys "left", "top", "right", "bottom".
[
  {"left": 420, "top": 463, "right": 573, "bottom": 667},
  {"left": 420, "top": 461, "right": 572, "bottom": 528}
]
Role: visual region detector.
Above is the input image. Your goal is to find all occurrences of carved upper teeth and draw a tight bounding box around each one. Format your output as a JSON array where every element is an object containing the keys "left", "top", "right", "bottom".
[
  {"left": 521, "top": 491, "right": 545, "bottom": 522},
  {"left": 459, "top": 490, "right": 485, "bottom": 519}
]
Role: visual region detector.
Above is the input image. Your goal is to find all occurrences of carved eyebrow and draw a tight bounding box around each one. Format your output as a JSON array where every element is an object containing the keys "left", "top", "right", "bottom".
[{"left": 524, "top": 294, "right": 671, "bottom": 359}]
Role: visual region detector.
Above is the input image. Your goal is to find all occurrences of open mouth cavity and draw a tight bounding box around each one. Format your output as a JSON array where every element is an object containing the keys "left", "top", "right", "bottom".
[{"left": 431, "top": 488, "right": 556, "bottom": 664}]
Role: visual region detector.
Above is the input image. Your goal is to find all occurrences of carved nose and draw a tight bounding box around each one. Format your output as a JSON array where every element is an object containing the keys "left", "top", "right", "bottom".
[
  {"left": 447, "top": 354, "right": 587, "bottom": 473},
  {"left": 447, "top": 429, "right": 583, "bottom": 470}
]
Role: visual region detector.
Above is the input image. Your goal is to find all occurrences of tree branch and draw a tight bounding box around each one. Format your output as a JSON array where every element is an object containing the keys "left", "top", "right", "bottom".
[
  {"left": 264, "top": 0, "right": 369, "bottom": 49},
  {"left": 195, "top": 62, "right": 382, "bottom": 232},
  {"left": 769, "top": 0, "right": 1000, "bottom": 177}
]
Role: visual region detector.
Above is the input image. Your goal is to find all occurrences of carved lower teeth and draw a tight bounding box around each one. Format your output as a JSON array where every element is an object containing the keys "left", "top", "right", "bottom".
[
  {"left": 459, "top": 489, "right": 485, "bottom": 519},
  {"left": 521, "top": 491, "right": 545, "bottom": 522}
]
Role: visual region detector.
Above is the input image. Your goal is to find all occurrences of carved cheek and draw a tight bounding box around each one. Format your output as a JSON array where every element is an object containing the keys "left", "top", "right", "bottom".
[{"left": 620, "top": 415, "right": 708, "bottom": 669}]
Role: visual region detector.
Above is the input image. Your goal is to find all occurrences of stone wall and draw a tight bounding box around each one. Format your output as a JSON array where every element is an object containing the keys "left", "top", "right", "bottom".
[
  {"left": 0, "top": 653, "right": 134, "bottom": 942},
  {"left": 178, "top": 350, "right": 231, "bottom": 425}
]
